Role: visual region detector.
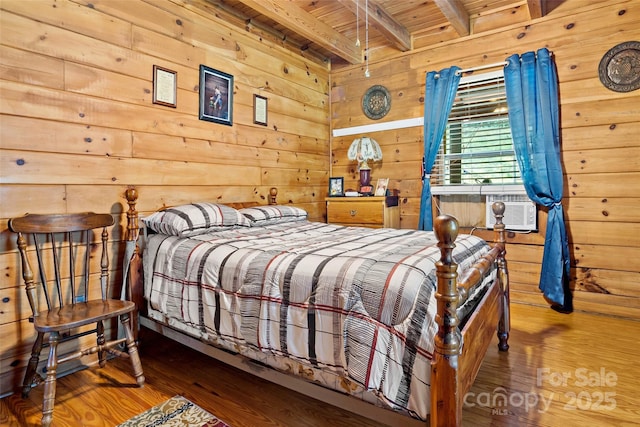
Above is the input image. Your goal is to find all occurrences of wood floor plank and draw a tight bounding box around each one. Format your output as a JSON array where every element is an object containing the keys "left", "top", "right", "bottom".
[{"left": 1, "top": 303, "right": 639, "bottom": 426}]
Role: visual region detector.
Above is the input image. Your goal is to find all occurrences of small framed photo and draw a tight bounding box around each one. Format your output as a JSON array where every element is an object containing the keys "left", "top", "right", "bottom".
[
  {"left": 153, "top": 65, "right": 177, "bottom": 108},
  {"left": 199, "top": 65, "right": 233, "bottom": 126},
  {"left": 374, "top": 178, "right": 389, "bottom": 196},
  {"left": 253, "top": 94, "right": 268, "bottom": 126},
  {"left": 329, "top": 177, "right": 344, "bottom": 197}
]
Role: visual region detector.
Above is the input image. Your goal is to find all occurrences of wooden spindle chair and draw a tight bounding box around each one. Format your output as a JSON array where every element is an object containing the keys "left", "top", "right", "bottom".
[{"left": 9, "top": 212, "right": 145, "bottom": 427}]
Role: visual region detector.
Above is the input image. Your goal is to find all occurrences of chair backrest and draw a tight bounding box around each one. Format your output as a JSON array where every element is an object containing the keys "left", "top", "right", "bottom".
[{"left": 9, "top": 213, "right": 115, "bottom": 317}]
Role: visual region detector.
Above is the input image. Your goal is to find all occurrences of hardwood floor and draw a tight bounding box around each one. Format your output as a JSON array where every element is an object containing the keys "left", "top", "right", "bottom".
[{"left": 2, "top": 303, "right": 639, "bottom": 426}]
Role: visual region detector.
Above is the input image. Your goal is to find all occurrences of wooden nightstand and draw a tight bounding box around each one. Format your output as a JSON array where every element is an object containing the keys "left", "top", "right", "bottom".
[{"left": 325, "top": 196, "right": 399, "bottom": 228}]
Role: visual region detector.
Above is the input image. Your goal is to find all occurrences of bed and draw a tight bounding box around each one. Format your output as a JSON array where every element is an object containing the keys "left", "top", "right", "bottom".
[{"left": 122, "top": 187, "right": 510, "bottom": 427}]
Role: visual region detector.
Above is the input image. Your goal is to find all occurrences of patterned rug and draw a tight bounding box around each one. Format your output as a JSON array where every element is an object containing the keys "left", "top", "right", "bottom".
[{"left": 117, "top": 395, "right": 230, "bottom": 427}]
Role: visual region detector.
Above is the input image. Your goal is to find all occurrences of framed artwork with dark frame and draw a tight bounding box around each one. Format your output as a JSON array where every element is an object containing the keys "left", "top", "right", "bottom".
[
  {"left": 152, "top": 65, "right": 177, "bottom": 108},
  {"left": 199, "top": 65, "right": 233, "bottom": 126},
  {"left": 329, "top": 177, "right": 344, "bottom": 197},
  {"left": 253, "top": 94, "right": 268, "bottom": 126}
]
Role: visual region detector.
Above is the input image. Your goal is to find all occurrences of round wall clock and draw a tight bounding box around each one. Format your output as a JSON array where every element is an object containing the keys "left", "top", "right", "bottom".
[
  {"left": 598, "top": 41, "right": 640, "bottom": 93},
  {"left": 362, "top": 85, "right": 391, "bottom": 120}
]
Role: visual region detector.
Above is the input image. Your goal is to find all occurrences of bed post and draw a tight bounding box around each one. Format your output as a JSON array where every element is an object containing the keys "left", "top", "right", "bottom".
[
  {"left": 492, "top": 202, "right": 510, "bottom": 351},
  {"left": 431, "top": 214, "right": 462, "bottom": 427},
  {"left": 124, "top": 187, "right": 143, "bottom": 339},
  {"left": 269, "top": 187, "right": 278, "bottom": 205}
]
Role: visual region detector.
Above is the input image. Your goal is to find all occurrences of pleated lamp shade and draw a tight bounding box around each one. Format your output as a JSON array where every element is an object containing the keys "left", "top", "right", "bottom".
[
  {"left": 347, "top": 136, "right": 382, "bottom": 170},
  {"left": 347, "top": 136, "right": 382, "bottom": 190}
]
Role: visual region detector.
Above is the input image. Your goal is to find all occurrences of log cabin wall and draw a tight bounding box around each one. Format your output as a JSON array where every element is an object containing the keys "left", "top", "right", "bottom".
[
  {"left": 0, "top": 0, "right": 329, "bottom": 396},
  {"left": 330, "top": 0, "right": 639, "bottom": 319}
]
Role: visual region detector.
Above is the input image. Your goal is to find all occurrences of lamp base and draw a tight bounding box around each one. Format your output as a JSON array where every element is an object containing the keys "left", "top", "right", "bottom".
[{"left": 359, "top": 169, "right": 373, "bottom": 195}]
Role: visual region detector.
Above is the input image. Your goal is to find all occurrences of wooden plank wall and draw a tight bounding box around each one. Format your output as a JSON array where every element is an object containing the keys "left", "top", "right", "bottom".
[
  {"left": 0, "top": 0, "right": 330, "bottom": 396},
  {"left": 330, "top": 0, "right": 640, "bottom": 319}
]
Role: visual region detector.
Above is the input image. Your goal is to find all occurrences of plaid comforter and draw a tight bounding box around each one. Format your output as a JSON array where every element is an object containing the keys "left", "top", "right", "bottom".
[{"left": 143, "top": 221, "right": 494, "bottom": 419}]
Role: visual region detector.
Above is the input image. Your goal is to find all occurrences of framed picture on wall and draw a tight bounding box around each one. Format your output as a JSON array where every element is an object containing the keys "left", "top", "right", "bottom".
[
  {"left": 329, "top": 177, "right": 344, "bottom": 197},
  {"left": 199, "top": 65, "right": 233, "bottom": 126},
  {"left": 253, "top": 94, "right": 268, "bottom": 126},
  {"left": 152, "top": 65, "right": 177, "bottom": 108}
]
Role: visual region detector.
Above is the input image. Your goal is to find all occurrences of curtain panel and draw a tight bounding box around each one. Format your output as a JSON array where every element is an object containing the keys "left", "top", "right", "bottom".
[
  {"left": 419, "top": 67, "right": 461, "bottom": 231},
  {"left": 504, "top": 48, "right": 572, "bottom": 311}
]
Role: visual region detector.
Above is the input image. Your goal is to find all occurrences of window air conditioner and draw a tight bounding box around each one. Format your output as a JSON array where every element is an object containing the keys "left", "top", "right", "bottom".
[{"left": 485, "top": 194, "right": 537, "bottom": 231}]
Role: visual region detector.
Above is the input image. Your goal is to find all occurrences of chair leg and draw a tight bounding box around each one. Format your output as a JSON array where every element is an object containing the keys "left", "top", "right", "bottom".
[
  {"left": 41, "top": 332, "right": 59, "bottom": 427},
  {"left": 121, "top": 313, "right": 145, "bottom": 387},
  {"left": 96, "top": 320, "right": 107, "bottom": 368},
  {"left": 22, "top": 332, "right": 44, "bottom": 398}
]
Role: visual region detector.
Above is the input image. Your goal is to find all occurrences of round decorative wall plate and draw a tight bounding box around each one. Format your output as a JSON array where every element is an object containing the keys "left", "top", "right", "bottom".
[
  {"left": 362, "top": 85, "right": 391, "bottom": 120},
  {"left": 598, "top": 41, "right": 640, "bottom": 93}
]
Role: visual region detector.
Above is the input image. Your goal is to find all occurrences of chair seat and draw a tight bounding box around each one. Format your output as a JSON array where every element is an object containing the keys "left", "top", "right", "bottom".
[{"left": 34, "top": 300, "right": 136, "bottom": 332}]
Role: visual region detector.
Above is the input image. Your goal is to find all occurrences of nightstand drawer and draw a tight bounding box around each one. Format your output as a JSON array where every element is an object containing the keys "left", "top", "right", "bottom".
[
  {"left": 325, "top": 196, "right": 399, "bottom": 228},
  {"left": 327, "top": 200, "right": 381, "bottom": 225}
]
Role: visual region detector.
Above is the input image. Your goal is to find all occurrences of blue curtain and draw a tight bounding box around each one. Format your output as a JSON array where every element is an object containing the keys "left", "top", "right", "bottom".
[
  {"left": 419, "top": 67, "right": 461, "bottom": 230},
  {"left": 504, "top": 48, "right": 572, "bottom": 311}
]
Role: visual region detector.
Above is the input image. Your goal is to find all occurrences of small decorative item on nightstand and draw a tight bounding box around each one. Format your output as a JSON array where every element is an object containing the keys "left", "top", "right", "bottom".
[
  {"left": 347, "top": 136, "right": 382, "bottom": 195},
  {"left": 328, "top": 177, "right": 344, "bottom": 197},
  {"left": 374, "top": 178, "right": 389, "bottom": 196}
]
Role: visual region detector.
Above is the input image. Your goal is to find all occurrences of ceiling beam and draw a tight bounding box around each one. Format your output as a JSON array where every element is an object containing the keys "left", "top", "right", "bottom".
[
  {"left": 200, "top": 0, "right": 329, "bottom": 65},
  {"left": 235, "top": 0, "right": 363, "bottom": 65},
  {"left": 337, "top": 0, "right": 412, "bottom": 52},
  {"left": 433, "top": 0, "right": 470, "bottom": 37},
  {"left": 527, "top": 0, "right": 544, "bottom": 19}
]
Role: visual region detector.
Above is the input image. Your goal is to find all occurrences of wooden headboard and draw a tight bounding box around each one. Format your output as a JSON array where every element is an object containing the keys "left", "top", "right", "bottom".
[{"left": 227, "top": 187, "right": 278, "bottom": 209}]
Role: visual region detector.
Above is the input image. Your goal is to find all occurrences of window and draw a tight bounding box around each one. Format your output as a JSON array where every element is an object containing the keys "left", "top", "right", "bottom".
[{"left": 431, "top": 70, "right": 524, "bottom": 195}]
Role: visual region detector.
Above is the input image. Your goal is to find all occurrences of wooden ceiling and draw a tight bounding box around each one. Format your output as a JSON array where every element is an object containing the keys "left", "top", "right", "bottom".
[{"left": 203, "top": 0, "right": 564, "bottom": 68}]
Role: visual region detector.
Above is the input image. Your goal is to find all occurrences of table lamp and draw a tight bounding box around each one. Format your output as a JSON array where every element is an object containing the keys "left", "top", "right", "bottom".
[{"left": 347, "top": 136, "right": 382, "bottom": 194}]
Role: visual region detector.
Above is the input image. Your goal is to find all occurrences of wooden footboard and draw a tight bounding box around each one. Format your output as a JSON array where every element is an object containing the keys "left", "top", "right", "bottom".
[
  {"left": 430, "top": 202, "right": 509, "bottom": 427},
  {"left": 121, "top": 188, "right": 510, "bottom": 427}
]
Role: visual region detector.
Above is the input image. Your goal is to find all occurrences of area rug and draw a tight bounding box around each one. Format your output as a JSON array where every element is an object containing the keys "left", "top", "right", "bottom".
[{"left": 117, "top": 395, "right": 230, "bottom": 427}]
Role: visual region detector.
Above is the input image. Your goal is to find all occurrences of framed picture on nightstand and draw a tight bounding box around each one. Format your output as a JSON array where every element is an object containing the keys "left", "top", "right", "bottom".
[
  {"left": 375, "top": 178, "right": 389, "bottom": 196},
  {"left": 329, "top": 177, "right": 344, "bottom": 197}
]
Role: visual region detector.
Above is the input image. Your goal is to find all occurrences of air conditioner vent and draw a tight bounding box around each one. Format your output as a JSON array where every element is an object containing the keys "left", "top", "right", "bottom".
[{"left": 486, "top": 194, "right": 537, "bottom": 231}]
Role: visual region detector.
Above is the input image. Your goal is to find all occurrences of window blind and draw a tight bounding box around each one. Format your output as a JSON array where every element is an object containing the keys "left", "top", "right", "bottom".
[{"left": 432, "top": 70, "right": 522, "bottom": 188}]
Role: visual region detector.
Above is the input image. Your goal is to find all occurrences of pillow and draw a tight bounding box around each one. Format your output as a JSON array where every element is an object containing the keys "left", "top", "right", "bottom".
[
  {"left": 142, "top": 202, "right": 251, "bottom": 237},
  {"left": 239, "top": 205, "right": 308, "bottom": 225}
]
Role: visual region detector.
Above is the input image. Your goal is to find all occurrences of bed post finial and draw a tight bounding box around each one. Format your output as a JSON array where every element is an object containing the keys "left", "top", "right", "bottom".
[
  {"left": 491, "top": 201, "right": 505, "bottom": 227},
  {"left": 125, "top": 187, "right": 139, "bottom": 243},
  {"left": 269, "top": 187, "right": 278, "bottom": 205},
  {"left": 434, "top": 215, "right": 458, "bottom": 266}
]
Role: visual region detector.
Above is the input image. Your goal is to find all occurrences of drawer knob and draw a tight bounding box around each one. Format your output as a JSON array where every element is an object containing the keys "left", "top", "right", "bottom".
[{"left": 350, "top": 209, "right": 357, "bottom": 216}]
